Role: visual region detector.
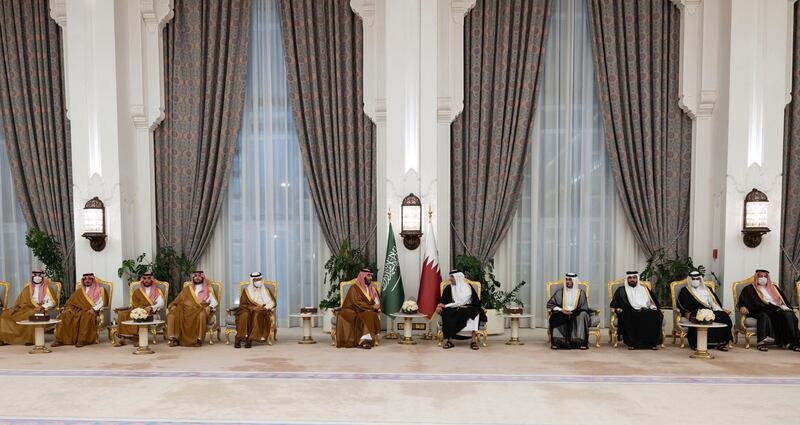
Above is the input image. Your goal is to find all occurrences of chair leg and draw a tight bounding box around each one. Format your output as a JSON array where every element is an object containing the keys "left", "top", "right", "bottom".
[
  {"left": 437, "top": 330, "right": 443, "bottom": 347},
  {"left": 612, "top": 330, "right": 619, "bottom": 348},
  {"left": 481, "top": 330, "right": 488, "bottom": 347},
  {"left": 744, "top": 332, "right": 751, "bottom": 349},
  {"left": 330, "top": 330, "right": 337, "bottom": 346},
  {"left": 679, "top": 331, "right": 686, "bottom": 349},
  {"left": 594, "top": 331, "right": 601, "bottom": 348}
]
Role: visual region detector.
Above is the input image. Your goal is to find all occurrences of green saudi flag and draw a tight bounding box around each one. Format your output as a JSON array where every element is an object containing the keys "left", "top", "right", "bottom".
[{"left": 381, "top": 222, "right": 405, "bottom": 315}]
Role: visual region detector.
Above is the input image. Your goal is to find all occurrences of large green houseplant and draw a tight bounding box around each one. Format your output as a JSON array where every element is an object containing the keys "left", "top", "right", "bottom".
[
  {"left": 453, "top": 255, "right": 527, "bottom": 334},
  {"left": 640, "top": 249, "right": 706, "bottom": 306},
  {"left": 118, "top": 247, "right": 195, "bottom": 303},
  {"left": 25, "top": 228, "right": 68, "bottom": 304},
  {"left": 319, "top": 240, "right": 372, "bottom": 310}
]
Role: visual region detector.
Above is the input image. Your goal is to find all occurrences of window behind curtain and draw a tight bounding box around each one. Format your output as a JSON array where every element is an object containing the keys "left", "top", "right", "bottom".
[
  {"left": 201, "top": 0, "right": 327, "bottom": 326},
  {"left": 0, "top": 117, "right": 32, "bottom": 296},
  {"left": 493, "top": 0, "right": 646, "bottom": 327}
]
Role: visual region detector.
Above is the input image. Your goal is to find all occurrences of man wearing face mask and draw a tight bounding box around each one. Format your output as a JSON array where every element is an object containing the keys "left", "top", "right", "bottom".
[
  {"left": 167, "top": 270, "right": 218, "bottom": 347},
  {"left": 53, "top": 273, "right": 105, "bottom": 347},
  {"left": 115, "top": 272, "right": 165, "bottom": 346},
  {"left": 610, "top": 271, "right": 663, "bottom": 349},
  {"left": 677, "top": 271, "right": 732, "bottom": 351},
  {"left": 737, "top": 269, "right": 800, "bottom": 352},
  {"left": 0, "top": 271, "right": 55, "bottom": 345},
  {"left": 234, "top": 272, "right": 275, "bottom": 348}
]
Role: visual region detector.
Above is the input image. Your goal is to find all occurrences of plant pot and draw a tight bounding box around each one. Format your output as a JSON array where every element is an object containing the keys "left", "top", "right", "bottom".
[
  {"left": 484, "top": 309, "right": 505, "bottom": 335},
  {"left": 322, "top": 308, "right": 334, "bottom": 333}
]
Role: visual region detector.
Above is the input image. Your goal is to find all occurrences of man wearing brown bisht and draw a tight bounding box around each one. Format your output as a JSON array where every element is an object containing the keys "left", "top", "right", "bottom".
[
  {"left": 167, "top": 270, "right": 218, "bottom": 347},
  {"left": 115, "top": 272, "right": 165, "bottom": 346},
  {"left": 0, "top": 271, "right": 56, "bottom": 345},
  {"left": 52, "top": 273, "right": 105, "bottom": 347},
  {"left": 335, "top": 269, "right": 381, "bottom": 349},
  {"left": 234, "top": 272, "right": 275, "bottom": 348}
]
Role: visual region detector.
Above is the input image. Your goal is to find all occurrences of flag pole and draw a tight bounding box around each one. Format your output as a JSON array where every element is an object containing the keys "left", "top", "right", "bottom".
[
  {"left": 384, "top": 208, "right": 400, "bottom": 340},
  {"left": 423, "top": 206, "right": 435, "bottom": 340}
]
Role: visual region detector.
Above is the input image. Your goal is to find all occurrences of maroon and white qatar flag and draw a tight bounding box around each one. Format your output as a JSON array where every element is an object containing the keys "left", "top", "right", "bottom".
[{"left": 417, "top": 221, "right": 442, "bottom": 319}]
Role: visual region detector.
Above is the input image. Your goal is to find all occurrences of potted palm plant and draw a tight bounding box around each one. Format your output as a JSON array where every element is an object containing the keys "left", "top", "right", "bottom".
[
  {"left": 453, "top": 255, "right": 527, "bottom": 335},
  {"left": 640, "top": 249, "right": 706, "bottom": 337}
]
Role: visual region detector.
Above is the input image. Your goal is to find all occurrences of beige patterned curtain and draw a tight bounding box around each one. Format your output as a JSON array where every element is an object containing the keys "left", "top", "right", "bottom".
[
  {"left": 781, "top": 1, "right": 800, "bottom": 304},
  {"left": 0, "top": 0, "right": 75, "bottom": 291},
  {"left": 154, "top": 0, "right": 252, "bottom": 264},
  {"left": 588, "top": 0, "right": 692, "bottom": 258},
  {"left": 278, "top": 0, "right": 377, "bottom": 262},
  {"left": 451, "top": 0, "right": 552, "bottom": 263}
]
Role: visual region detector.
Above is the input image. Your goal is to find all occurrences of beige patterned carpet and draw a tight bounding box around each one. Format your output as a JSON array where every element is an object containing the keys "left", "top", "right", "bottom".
[{"left": 0, "top": 328, "right": 798, "bottom": 424}]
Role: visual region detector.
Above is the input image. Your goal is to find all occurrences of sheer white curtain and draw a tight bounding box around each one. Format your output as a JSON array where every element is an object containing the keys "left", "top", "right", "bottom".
[
  {"left": 0, "top": 118, "right": 32, "bottom": 297},
  {"left": 198, "top": 0, "right": 327, "bottom": 327},
  {"left": 493, "top": 0, "right": 646, "bottom": 328}
]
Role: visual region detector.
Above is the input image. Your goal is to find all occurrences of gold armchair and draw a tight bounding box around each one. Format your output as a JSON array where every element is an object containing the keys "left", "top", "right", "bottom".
[
  {"left": 0, "top": 281, "right": 9, "bottom": 313},
  {"left": 74, "top": 277, "right": 114, "bottom": 344},
  {"left": 111, "top": 279, "right": 170, "bottom": 345},
  {"left": 545, "top": 280, "right": 601, "bottom": 348},
  {"left": 45, "top": 280, "right": 62, "bottom": 330},
  {"left": 224, "top": 280, "right": 278, "bottom": 345},
  {"left": 435, "top": 279, "right": 489, "bottom": 347},
  {"left": 732, "top": 277, "right": 761, "bottom": 349},
  {"left": 330, "top": 279, "right": 381, "bottom": 346},
  {"left": 796, "top": 281, "right": 800, "bottom": 319},
  {"left": 669, "top": 278, "right": 731, "bottom": 348},
  {"left": 181, "top": 280, "right": 223, "bottom": 344},
  {"left": 608, "top": 279, "right": 663, "bottom": 348}
]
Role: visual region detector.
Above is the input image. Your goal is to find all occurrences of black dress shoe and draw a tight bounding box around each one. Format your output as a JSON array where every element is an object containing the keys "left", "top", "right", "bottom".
[
  {"left": 234, "top": 338, "right": 241, "bottom": 348},
  {"left": 244, "top": 340, "right": 252, "bottom": 349}
]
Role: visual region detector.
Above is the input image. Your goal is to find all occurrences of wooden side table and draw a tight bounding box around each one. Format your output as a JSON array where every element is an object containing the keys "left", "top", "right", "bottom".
[
  {"left": 501, "top": 314, "right": 533, "bottom": 345},
  {"left": 289, "top": 313, "right": 321, "bottom": 344},
  {"left": 682, "top": 322, "right": 728, "bottom": 359},
  {"left": 391, "top": 312, "right": 427, "bottom": 345},
  {"left": 17, "top": 320, "right": 61, "bottom": 354},
  {"left": 121, "top": 320, "right": 165, "bottom": 354}
]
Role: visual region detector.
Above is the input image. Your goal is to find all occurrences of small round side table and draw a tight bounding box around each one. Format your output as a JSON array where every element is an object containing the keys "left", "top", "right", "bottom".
[
  {"left": 289, "top": 313, "right": 321, "bottom": 344},
  {"left": 391, "top": 312, "right": 427, "bottom": 345},
  {"left": 682, "top": 322, "right": 727, "bottom": 359},
  {"left": 501, "top": 314, "right": 533, "bottom": 345},
  {"left": 17, "top": 320, "right": 61, "bottom": 354},
  {"left": 121, "top": 320, "right": 165, "bottom": 355}
]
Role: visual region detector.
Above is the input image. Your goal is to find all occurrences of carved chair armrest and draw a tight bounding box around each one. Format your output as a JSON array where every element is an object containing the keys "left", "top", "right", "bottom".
[
  {"left": 226, "top": 306, "right": 239, "bottom": 315},
  {"left": 739, "top": 314, "right": 750, "bottom": 329},
  {"left": 113, "top": 307, "right": 130, "bottom": 313}
]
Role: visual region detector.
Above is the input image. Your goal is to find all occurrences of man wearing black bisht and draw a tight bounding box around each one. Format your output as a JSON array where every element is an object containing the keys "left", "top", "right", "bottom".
[
  {"left": 435, "top": 270, "right": 486, "bottom": 350},
  {"left": 610, "top": 271, "right": 663, "bottom": 349},
  {"left": 676, "top": 271, "right": 731, "bottom": 350},
  {"left": 737, "top": 269, "right": 800, "bottom": 352}
]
